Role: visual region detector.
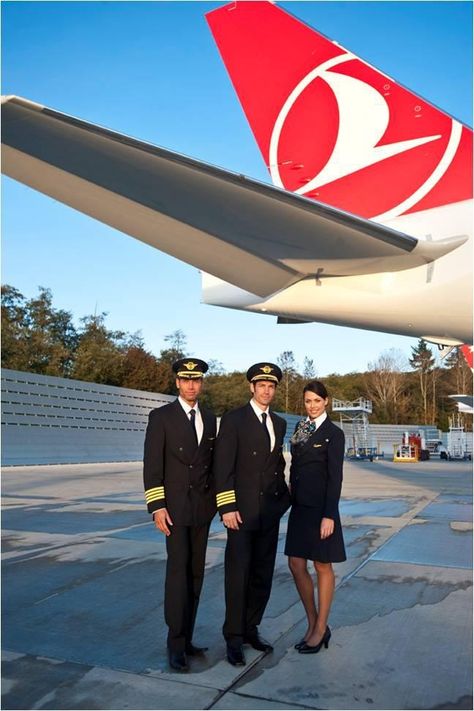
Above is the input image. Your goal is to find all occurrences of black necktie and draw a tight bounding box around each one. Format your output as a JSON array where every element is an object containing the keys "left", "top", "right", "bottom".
[
  {"left": 189, "top": 409, "right": 198, "bottom": 446},
  {"left": 261, "top": 412, "right": 271, "bottom": 450}
]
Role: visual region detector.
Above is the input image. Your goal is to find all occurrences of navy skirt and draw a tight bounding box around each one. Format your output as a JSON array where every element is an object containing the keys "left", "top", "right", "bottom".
[{"left": 284, "top": 503, "right": 346, "bottom": 563}]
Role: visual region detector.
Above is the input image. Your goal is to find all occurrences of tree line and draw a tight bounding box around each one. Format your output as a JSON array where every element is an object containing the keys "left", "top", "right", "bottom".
[{"left": 2, "top": 285, "right": 471, "bottom": 430}]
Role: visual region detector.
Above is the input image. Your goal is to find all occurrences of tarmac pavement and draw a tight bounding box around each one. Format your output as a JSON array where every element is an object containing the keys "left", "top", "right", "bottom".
[{"left": 2, "top": 458, "right": 472, "bottom": 710}]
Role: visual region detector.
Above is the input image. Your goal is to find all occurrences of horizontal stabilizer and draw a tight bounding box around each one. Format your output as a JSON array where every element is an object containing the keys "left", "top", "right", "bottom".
[{"left": 2, "top": 96, "right": 467, "bottom": 298}]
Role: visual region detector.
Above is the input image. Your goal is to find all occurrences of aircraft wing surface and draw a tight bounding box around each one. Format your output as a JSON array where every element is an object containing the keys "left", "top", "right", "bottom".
[{"left": 2, "top": 96, "right": 465, "bottom": 298}]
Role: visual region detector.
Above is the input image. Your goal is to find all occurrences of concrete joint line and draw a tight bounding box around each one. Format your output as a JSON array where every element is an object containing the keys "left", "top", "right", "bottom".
[{"left": 203, "top": 653, "right": 271, "bottom": 710}]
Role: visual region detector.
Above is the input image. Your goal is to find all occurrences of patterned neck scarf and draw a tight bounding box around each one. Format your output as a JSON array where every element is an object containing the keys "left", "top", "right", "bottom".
[{"left": 291, "top": 418, "right": 317, "bottom": 446}]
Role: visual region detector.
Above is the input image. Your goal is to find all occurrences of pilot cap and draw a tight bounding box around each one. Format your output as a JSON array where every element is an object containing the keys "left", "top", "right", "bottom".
[
  {"left": 173, "top": 358, "right": 208, "bottom": 379},
  {"left": 246, "top": 362, "right": 282, "bottom": 384}
]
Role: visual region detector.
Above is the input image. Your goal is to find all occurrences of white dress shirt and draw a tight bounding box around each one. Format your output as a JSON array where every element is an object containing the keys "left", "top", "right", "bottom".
[
  {"left": 250, "top": 398, "right": 276, "bottom": 451},
  {"left": 178, "top": 396, "right": 203, "bottom": 444},
  {"left": 306, "top": 411, "right": 327, "bottom": 430}
]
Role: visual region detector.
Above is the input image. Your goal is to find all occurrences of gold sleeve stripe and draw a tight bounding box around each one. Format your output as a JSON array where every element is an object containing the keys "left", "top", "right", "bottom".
[
  {"left": 217, "top": 492, "right": 236, "bottom": 501},
  {"left": 216, "top": 491, "right": 236, "bottom": 505},
  {"left": 145, "top": 486, "right": 164, "bottom": 495},
  {"left": 146, "top": 493, "right": 166, "bottom": 504},
  {"left": 145, "top": 489, "right": 165, "bottom": 499},
  {"left": 145, "top": 487, "right": 164, "bottom": 498},
  {"left": 217, "top": 490, "right": 235, "bottom": 498},
  {"left": 145, "top": 487, "right": 165, "bottom": 502}
]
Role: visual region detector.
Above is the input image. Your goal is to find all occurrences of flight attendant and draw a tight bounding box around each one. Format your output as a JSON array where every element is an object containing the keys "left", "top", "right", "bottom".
[
  {"left": 143, "top": 358, "right": 216, "bottom": 672},
  {"left": 214, "top": 363, "right": 291, "bottom": 666},
  {"left": 285, "top": 380, "right": 346, "bottom": 654}
]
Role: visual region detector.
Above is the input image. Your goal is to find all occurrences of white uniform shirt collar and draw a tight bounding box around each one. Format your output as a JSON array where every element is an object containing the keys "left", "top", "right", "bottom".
[
  {"left": 250, "top": 399, "right": 269, "bottom": 418},
  {"left": 178, "top": 397, "right": 203, "bottom": 444},
  {"left": 178, "top": 396, "right": 200, "bottom": 415},
  {"left": 250, "top": 399, "right": 275, "bottom": 450},
  {"left": 306, "top": 411, "right": 327, "bottom": 429}
]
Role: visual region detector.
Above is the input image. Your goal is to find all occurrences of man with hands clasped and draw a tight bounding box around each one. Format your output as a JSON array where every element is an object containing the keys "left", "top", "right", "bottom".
[{"left": 214, "top": 362, "right": 291, "bottom": 667}]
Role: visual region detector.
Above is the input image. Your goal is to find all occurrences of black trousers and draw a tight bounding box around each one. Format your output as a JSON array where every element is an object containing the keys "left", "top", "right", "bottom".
[
  {"left": 223, "top": 522, "right": 280, "bottom": 645},
  {"left": 164, "top": 523, "right": 210, "bottom": 653}
]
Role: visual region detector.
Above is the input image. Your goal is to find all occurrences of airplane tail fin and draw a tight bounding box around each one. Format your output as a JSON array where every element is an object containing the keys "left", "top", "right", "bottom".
[
  {"left": 461, "top": 345, "right": 474, "bottom": 370},
  {"left": 206, "top": 1, "right": 472, "bottom": 221}
]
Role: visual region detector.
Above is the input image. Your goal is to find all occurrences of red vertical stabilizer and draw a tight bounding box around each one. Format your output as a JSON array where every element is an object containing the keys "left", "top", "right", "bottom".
[{"left": 207, "top": 2, "right": 472, "bottom": 220}]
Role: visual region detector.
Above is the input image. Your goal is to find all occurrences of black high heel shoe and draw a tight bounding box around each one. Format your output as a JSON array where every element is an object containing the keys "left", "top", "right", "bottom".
[
  {"left": 294, "top": 638, "right": 306, "bottom": 650},
  {"left": 298, "top": 626, "right": 331, "bottom": 654}
]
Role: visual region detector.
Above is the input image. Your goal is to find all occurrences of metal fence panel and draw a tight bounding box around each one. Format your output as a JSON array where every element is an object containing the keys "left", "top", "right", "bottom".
[{"left": 2, "top": 370, "right": 174, "bottom": 465}]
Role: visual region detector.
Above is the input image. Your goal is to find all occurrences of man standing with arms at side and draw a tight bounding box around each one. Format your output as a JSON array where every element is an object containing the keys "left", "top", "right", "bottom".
[
  {"left": 214, "top": 363, "right": 291, "bottom": 666},
  {"left": 143, "top": 358, "right": 216, "bottom": 672}
]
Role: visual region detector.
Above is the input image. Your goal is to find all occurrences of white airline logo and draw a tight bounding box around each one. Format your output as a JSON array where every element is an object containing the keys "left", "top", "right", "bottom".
[{"left": 269, "top": 52, "right": 462, "bottom": 221}]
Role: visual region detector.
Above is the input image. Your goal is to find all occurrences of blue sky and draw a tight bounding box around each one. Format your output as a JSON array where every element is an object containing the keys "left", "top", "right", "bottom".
[{"left": 2, "top": 1, "right": 472, "bottom": 376}]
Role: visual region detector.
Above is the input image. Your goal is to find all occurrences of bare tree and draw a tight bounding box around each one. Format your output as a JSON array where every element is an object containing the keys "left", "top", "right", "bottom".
[
  {"left": 207, "top": 359, "right": 225, "bottom": 375},
  {"left": 409, "top": 340, "right": 435, "bottom": 423},
  {"left": 164, "top": 329, "right": 187, "bottom": 355},
  {"left": 277, "top": 350, "right": 297, "bottom": 413},
  {"left": 365, "top": 349, "right": 408, "bottom": 423},
  {"left": 303, "top": 356, "right": 316, "bottom": 380},
  {"left": 430, "top": 354, "right": 444, "bottom": 424},
  {"left": 445, "top": 347, "right": 472, "bottom": 394}
]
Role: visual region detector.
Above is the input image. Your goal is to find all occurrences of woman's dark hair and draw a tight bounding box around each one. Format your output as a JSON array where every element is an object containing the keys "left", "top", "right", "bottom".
[{"left": 303, "top": 380, "right": 328, "bottom": 399}]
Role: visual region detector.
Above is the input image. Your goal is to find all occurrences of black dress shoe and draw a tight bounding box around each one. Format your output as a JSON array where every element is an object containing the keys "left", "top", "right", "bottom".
[
  {"left": 168, "top": 650, "right": 188, "bottom": 671},
  {"left": 298, "top": 627, "right": 331, "bottom": 655},
  {"left": 185, "top": 643, "right": 208, "bottom": 656},
  {"left": 226, "top": 644, "right": 246, "bottom": 666},
  {"left": 243, "top": 634, "right": 273, "bottom": 653},
  {"left": 294, "top": 638, "right": 307, "bottom": 650}
]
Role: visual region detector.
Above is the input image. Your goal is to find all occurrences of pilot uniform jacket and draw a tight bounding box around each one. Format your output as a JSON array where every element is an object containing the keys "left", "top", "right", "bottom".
[
  {"left": 214, "top": 402, "right": 290, "bottom": 644},
  {"left": 214, "top": 403, "right": 290, "bottom": 529},
  {"left": 285, "top": 416, "right": 346, "bottom": 563},
  {"left": 143, "top": 398, "right": 217, "bottom": 653},
  {"left": 143, "top": 399, "right": 217, "bottom": 526}
]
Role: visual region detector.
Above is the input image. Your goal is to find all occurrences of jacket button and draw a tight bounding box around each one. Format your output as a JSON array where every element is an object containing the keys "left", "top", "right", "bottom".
[
  {"left": 274, "top": 472, "right": 278, "bottom": 476},
  {"left": 260, "top": 491, "right": 263, "bottom": 496},
  {"left": 189, "top": 484, "right": 193, "bottom": 489},
  {"left": 189, "top": 465, "right": 193, "bottom": 469},
  {"left": 275, "top": 492, "right": 278, "bottom": 496},
  {"left": 253, "top": 451, "right": 257, "bottom": 456},
  {"left": 179, "top": 447, "right": 183, "bottom": 451},
  {"left": 204, "top": 465, "right": 208, "bottom": 469}
]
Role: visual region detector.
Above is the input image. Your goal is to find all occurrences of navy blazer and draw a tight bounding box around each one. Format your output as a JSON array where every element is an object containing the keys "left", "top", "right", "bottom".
[
  {"left": 143, "top": 399, "right": 217, "bottom": 526},
  {"left": 214, "top": 403, "right": 290, "bottom": 530},
  {"left": 290, "top": 417, "right": 345, "bottom": 520}
]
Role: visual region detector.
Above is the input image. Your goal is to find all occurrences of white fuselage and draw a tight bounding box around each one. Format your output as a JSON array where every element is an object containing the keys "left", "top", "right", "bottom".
[{"left": 202, "top": 199, "right": 473, "bottom": 345}]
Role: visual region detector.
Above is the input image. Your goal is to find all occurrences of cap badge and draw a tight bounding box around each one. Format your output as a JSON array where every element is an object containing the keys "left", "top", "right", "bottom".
[
  {"left": 261, "top": 365, "right": 273, "bottom": 374},
  {"left": 184, "top": 361, "right": 198, "bottom": 370}
]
